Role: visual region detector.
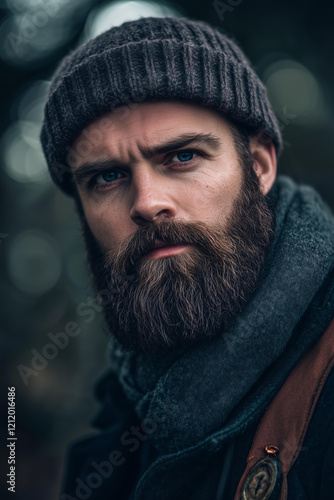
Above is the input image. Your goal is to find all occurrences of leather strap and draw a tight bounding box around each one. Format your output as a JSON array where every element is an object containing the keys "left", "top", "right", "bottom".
[{"left": 234, "top": 316, "right": 334, "bottom": 500}]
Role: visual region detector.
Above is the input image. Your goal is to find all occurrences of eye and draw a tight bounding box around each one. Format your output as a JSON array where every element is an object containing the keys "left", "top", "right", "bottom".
[
  {"left": 169, "top": 150, "right": 197, "bottom": 163},
  {"left": 94, "top": 170, "right": 125, "bottom": 185},
  {"left": 167, "top": 149, "right": 201, "bottom": 167}
]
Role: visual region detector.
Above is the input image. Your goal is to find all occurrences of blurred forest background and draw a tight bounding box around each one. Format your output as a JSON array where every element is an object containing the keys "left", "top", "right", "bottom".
[{"left": 1, "top": 0, "right": 333, "bottom": 498}]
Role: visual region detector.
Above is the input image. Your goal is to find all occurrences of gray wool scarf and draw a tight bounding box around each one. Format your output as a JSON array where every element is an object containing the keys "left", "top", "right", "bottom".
[{"left": 107, "top": 175, "right": 334, "bottom": 455}]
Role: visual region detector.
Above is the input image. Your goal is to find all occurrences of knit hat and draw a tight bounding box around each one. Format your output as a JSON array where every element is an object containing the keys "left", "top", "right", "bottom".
[{"left": 41, "top": 16, "right": 282, "bottom": 196}]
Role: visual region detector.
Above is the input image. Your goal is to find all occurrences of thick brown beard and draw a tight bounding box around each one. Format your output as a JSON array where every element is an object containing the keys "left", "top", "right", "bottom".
[{"left": 78, "top": 154, "right": 275, "bottom": 353}]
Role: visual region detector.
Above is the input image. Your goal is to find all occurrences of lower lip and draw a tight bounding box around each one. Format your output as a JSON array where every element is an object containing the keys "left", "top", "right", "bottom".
[{"left": 145, "top": 244, "right": 191, "bottom": 260}]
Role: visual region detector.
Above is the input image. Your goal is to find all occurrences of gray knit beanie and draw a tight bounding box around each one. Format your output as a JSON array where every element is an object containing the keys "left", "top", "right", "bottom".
[{"left": 41, "top": 16, "right": 282, "bottom": 196}]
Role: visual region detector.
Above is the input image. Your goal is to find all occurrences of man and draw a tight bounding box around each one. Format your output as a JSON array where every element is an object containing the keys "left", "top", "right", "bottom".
[{"left": 41, "top": 16, "right": 334, "bottom": 500}]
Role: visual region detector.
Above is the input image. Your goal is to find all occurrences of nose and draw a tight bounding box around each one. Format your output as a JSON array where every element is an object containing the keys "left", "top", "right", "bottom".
[{"left": 129, "top": 169, "right": 177, "bottom": 225}]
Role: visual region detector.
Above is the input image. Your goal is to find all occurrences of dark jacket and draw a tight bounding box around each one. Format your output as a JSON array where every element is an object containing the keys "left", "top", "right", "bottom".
[
  {"left": 61, "top": 177, "right": 334, "bottom": 500},
  {"left": 61, "top": 273, "right": 334, "bottom": 500}
]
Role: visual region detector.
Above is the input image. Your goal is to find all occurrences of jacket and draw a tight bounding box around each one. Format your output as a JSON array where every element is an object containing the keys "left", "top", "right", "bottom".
[{"left": 60, "top": 177, "right": 334, "bottom": 500}]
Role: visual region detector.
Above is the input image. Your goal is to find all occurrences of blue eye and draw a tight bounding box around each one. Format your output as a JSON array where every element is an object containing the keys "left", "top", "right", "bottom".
[
  {"left": 95, "top": 171, "right": 122, "bottom": 184},
  {"left": 169, "top": 150, "right": 198, "bottom": 164},
  {"left": 175, "top": 151, "right": 194, "bottom": 162}
]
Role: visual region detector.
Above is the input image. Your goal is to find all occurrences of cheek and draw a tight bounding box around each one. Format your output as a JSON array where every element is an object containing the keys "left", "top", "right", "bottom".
[
  {"left": 82, "top": 202, "right": 132, "bottom": 252},
  {"left": 183, "top": 166, "right": 242, "bottom": 225}
]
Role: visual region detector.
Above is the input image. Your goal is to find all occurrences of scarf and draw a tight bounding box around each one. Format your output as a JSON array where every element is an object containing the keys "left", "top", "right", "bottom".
[{"left": 106, "top": 175, "right": 334, "bottom": 456}]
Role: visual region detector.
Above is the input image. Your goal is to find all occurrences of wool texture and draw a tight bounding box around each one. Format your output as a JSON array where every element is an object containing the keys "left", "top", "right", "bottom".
[
  {"left": 106, "top": 175, "right": 334, "bottom": 456},
  {"left": 40, "top": 16, "right": 282, "bottom": 195}
]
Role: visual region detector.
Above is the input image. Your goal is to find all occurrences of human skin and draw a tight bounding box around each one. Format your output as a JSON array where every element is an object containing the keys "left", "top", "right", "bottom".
[{"left": 70, "top": 101, "right": 277, "bottom": 256}]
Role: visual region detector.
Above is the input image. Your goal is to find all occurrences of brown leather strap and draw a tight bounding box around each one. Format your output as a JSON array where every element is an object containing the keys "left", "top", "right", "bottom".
[{"left": 234, "top": 316, "right": 334, "bottom": 500}]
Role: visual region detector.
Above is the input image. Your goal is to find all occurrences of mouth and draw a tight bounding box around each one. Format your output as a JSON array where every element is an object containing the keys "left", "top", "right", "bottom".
[{"left": 143, "top": 240, "right": 191, "bottom": 260}]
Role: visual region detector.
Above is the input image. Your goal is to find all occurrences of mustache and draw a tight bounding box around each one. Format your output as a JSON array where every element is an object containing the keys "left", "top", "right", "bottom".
[{"left": 104, "top": 218, "right": 234, "bottom": 274}]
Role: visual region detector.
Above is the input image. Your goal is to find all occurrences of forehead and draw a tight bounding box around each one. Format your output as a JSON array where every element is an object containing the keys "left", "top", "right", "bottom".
[{"left": 70, "top": 101, "right": 233, "bottom": 163}]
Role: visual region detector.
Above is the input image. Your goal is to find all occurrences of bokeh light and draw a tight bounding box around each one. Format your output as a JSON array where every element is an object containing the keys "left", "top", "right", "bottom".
[
  {"left": 264, "top": 60, "right": 325, "bottom": 126},
  {"left": 2, "top": 121, "right": 49, "bottom": 184},
  {"left": 1, "top": 80, "right": 50, "bottom": 185},
  {"left": 83, "top": 0, "right": 183, "bottom": 41},
  {"left": 1, "top": 0, "right": 93, "bottom": 66}
]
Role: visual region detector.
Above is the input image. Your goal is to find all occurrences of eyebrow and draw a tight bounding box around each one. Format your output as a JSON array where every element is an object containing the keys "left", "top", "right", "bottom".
[{"left": 72, "top": 132, "right": 222, "bottom": 186}]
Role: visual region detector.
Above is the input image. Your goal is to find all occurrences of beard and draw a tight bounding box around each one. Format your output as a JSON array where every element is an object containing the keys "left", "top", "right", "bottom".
[{"left": 78, "top": 157, "right": 275, "bottom": 354}]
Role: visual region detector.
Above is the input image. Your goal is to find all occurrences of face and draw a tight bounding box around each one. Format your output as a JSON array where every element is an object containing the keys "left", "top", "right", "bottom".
[
  {"left": 72, "top": 101, "right": 245, "bottom": 251},
  {"left": 71, "top": 101, "right": 276, "bottom": 353}
]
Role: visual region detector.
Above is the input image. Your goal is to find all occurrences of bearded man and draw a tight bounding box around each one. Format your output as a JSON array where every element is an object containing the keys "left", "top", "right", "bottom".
[{"left": 41, "top": 16, "right": 334, "bottom": 500}]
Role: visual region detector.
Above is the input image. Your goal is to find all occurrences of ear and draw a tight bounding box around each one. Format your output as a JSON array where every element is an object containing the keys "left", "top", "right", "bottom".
[{"left": 249, "top": 136, "right": 277, "bottom": 195}]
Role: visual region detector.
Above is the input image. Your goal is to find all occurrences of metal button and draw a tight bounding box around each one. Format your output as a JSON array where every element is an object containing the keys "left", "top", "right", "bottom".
[{"left": 241, "top": 456, "right": 282, "bottom": 500}]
